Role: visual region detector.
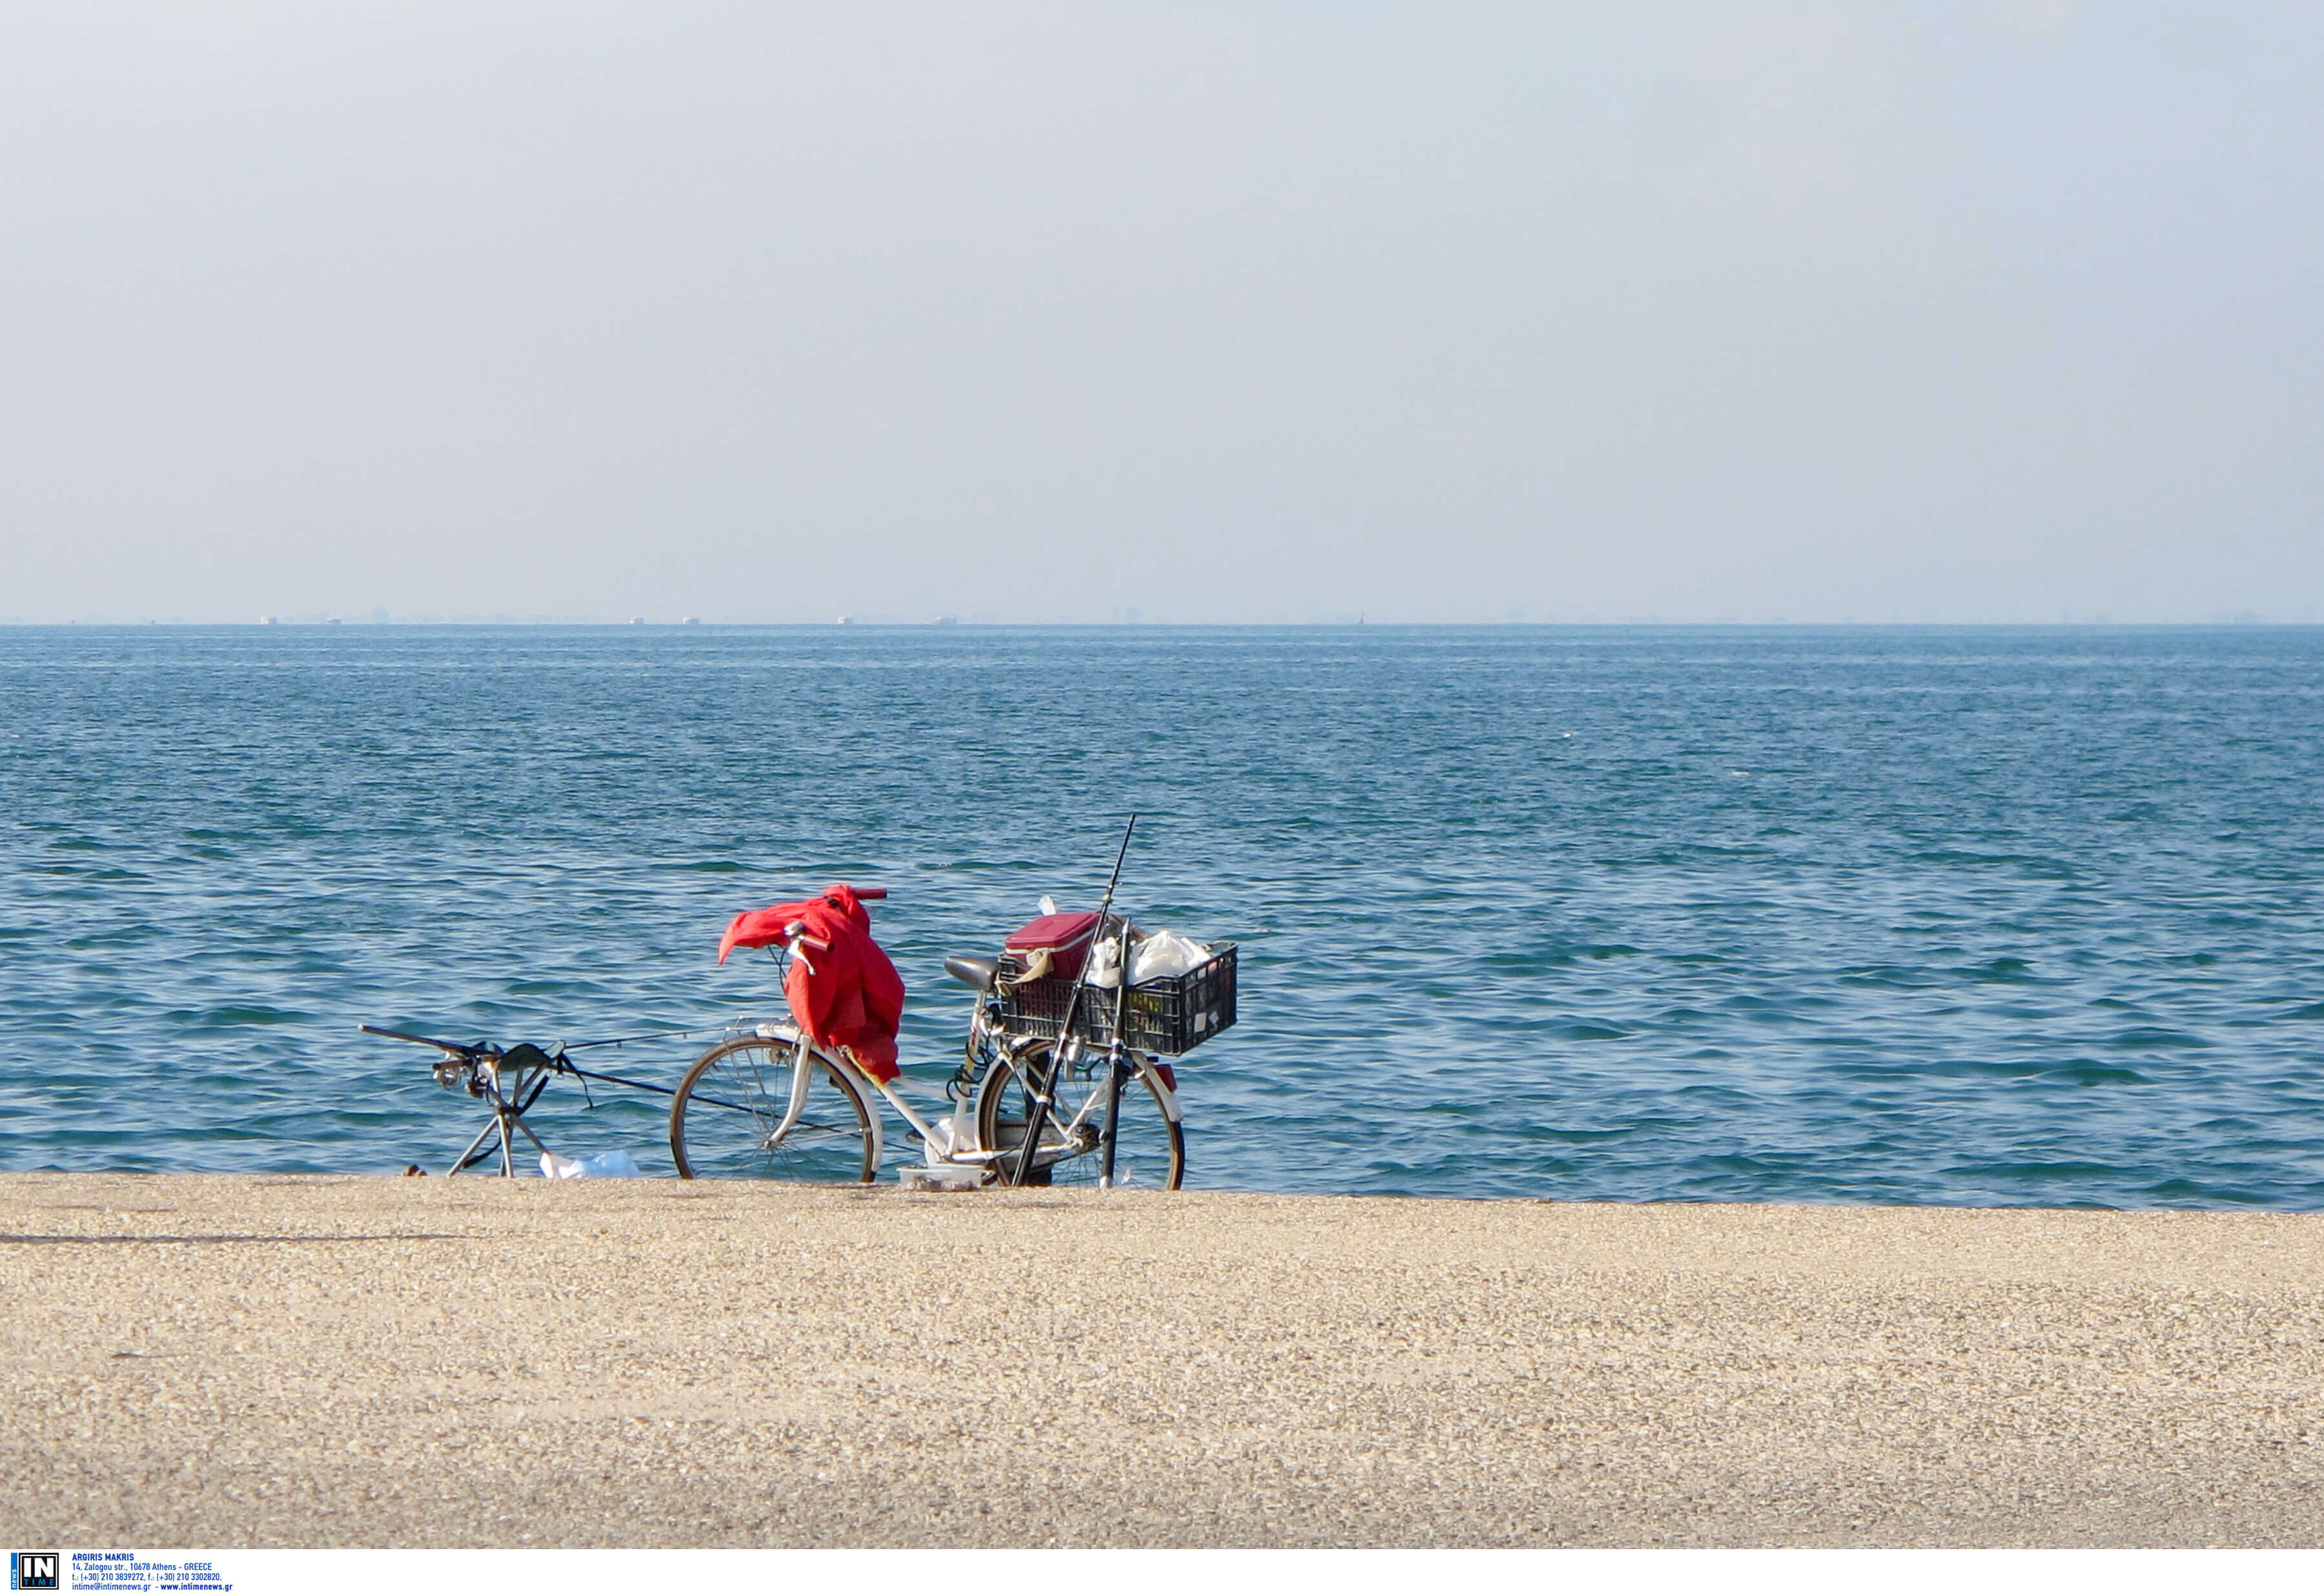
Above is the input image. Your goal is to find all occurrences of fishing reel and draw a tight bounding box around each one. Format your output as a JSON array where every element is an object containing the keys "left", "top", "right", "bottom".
[{"left": 433, "top": 1051, "right": 487, "bottom": 1095}]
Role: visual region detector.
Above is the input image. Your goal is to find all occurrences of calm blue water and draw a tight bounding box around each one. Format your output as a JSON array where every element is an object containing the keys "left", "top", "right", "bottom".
[{"left": 4, "top": 625, "right": 2321, "bottom": 1206}]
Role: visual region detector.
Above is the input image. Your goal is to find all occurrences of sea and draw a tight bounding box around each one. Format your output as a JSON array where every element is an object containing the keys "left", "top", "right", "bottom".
[{"left": 3, "top": 623, "right": 2321, "bottom": 1207}]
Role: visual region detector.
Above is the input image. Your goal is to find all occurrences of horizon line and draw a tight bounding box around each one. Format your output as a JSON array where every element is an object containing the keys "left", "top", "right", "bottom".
[{"left": 1, "top": 616, "right": 2314, "bottom": 631}]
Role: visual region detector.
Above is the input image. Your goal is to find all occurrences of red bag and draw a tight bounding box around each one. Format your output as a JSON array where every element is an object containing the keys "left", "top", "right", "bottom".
[
  {"left": 717, "top": 884, "right": 906, "bottom": 1082},
  {"left": 1003, "top": 911, "right": 1104, "bottom": 982}
]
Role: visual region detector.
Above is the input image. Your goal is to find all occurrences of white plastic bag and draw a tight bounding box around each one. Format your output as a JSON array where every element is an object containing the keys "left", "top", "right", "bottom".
[
  {"left": 1129, "top": 931, "right": 1209, "bottom": 984},
  {"left": 540, "top": 1149, "right": 642, "bottom": 1179},
  {"left": 1070, "top": 927, "right": 1212, "bottom": 989}
]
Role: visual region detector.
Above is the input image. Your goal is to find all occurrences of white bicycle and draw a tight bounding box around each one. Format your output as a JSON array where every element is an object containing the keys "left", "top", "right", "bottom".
[{"left": 666, "top": 916, "right": 1189, "bottom": 1189}]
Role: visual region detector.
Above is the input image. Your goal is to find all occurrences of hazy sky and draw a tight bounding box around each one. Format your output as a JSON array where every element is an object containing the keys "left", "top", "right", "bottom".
[{"left": 3, "top": 2, "right": 2319, "bottom": 624}]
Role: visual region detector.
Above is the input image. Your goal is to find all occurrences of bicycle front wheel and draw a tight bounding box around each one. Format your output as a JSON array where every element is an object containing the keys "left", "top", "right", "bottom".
[
  {"left": 670, "top": 1036, "right": 877, "bottom": 1182},
  {"left": 975, "top": 1042, "right": 1184, "bottom": 1190}
]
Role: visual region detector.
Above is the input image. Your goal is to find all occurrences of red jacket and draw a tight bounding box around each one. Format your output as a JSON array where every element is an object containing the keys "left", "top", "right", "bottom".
[{"left": 717, "top": 884, "right": 906, "bottom": 1082}]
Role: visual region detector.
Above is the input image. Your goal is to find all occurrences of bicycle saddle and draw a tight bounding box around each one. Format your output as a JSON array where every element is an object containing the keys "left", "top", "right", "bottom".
[{"left": 944, "top": 954, "right": 1000, "bottom": 990}]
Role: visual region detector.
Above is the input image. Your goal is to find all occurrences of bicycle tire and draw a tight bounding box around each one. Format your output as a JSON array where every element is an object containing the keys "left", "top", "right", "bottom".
[
  {"left": 975, "top": 1042, "right": 1184, "bottom": 1190},
  {"left": 669, "top": 1035, "right": 878, "bottom": 1183}
]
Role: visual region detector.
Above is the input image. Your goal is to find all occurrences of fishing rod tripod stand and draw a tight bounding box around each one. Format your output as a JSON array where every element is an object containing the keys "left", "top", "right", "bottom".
[
  {"left": 429, "top": 1044, "right": 566, "bottom": 1176},
  {"left": 370, "top": 1031, "right": 569, "bottom": 1177},
  {"left": 422, "top": 1045, "right": 558, "bottom": 1175},
  {"left": 366, "top": 1022, "right": 698, "bottom": 1177}
]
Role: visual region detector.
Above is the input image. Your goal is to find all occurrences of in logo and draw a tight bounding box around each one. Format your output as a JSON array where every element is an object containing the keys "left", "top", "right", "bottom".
[{"left": 10, "top": 1554, "right": 58, "bottom": 1592}]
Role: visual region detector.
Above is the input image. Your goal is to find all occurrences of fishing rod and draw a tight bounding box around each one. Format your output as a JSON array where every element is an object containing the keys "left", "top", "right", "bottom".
[
  {"left": 360, "top": 1024, "right": 495, "bottom": 1056},
  {"left": 362, "top": 1022, "right": 711, "bottom": 1055},
  {"left": 1011, "top": 814, "right": 1136, "bottom": 1187},
  {"left": 559, "top": 1026, "right": 715, "bottom": 1052},
  {"left": 1097, "top": 906, "right": 1136, "bottom": 1189}
]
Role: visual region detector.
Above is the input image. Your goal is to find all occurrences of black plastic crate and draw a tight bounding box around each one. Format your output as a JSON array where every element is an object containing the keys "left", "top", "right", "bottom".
[{"left": 995, "top": 942, "right": 1237, "bottom": 1057}]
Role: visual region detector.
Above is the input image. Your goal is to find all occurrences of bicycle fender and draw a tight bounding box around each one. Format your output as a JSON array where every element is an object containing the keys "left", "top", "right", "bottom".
[{"left": 1137, "top": 1059, "right": 1184, "bottom": 1124}]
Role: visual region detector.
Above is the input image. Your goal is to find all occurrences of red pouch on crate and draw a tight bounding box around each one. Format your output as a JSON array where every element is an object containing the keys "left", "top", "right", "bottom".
[{"left": 1002, "top": 911, "right": 1103, "bottom": 983}]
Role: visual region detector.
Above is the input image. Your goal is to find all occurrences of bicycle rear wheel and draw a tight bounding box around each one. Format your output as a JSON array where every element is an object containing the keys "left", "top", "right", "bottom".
[
  {"left": 670, "top": 1036, "right": 877, "bottom": 1182},
  {"left": 975, "top": 1042, "right": 1184, "bottom": 1190}
]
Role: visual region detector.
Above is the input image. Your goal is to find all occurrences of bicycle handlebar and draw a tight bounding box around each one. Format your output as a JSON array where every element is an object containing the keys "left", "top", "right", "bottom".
[{"left": 779, "top": 920, "right": 832, "bottom": 955}]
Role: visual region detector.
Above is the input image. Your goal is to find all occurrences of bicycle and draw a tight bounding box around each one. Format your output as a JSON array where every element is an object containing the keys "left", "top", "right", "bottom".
[{"left": 666, "top": 909, "right": 1192, "bottom": 1189}]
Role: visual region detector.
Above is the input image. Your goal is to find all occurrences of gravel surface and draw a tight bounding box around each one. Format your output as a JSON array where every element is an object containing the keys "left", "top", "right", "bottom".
[{"left": 4, "top": 1173, "right": 2321, "bottom": 1547}]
